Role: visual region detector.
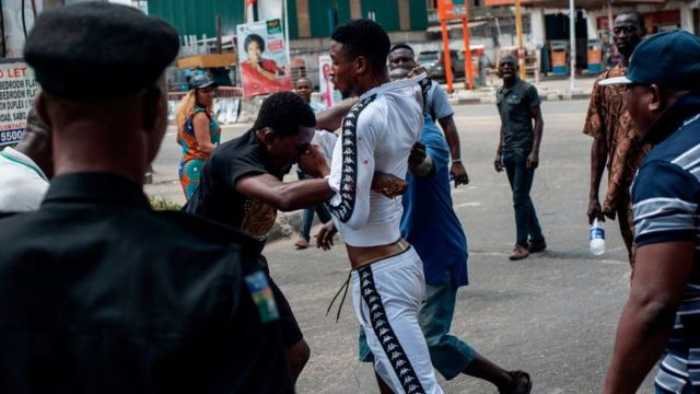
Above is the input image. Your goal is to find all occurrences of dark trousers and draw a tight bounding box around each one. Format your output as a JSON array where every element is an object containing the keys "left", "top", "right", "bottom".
[
  {"left": 297, "top": 170, "right": 332, "bottom": 241},
  {"left": 503, "top": 153, "right": 544, "bottom": 247},
  {"left": 300, "top": 204, "right": 332, "bottom": 241}
]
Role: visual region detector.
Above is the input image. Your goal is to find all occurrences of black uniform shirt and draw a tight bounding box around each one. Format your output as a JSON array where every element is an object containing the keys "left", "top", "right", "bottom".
[
  {"left": 0, "top": 172, "right": 293, "bottom": 394},
  {"left": 496, "top": 78, "right": 541, "bottom": 156}
]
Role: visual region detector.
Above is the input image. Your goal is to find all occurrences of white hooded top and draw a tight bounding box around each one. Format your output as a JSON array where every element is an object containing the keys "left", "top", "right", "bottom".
[{"left": 326, "top": 78, "right": 423, "bottom": 247}]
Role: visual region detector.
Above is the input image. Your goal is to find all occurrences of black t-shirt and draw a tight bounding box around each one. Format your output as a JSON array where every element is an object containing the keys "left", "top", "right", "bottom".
[
  {"left": 496, "top": 79, "right": 541, "bottom": 156},
  {"left": 185, "top": 130, "right": 283, "bottom": 240}
]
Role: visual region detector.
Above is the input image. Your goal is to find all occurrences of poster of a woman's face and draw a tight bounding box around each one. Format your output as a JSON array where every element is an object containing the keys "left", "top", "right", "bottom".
[
  {"left": 237, "top": 20, "right": 292, "bottom": 97},
  {"left": 245, "top": 34, "right": 264, "bottom": 65}
]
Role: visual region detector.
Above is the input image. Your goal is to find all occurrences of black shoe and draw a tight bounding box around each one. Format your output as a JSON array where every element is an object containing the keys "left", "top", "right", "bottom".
[
  {"left": 500, "top": 370, "right": 532, "bottom": 394},
  {"left": 528, "top": 238, "right": 547, "bottom": 253}
]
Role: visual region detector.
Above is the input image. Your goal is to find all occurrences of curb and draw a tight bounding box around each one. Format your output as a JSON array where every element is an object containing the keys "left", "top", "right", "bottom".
[{"left": 448, "top": 92, "right": 592, "bottom": 106}]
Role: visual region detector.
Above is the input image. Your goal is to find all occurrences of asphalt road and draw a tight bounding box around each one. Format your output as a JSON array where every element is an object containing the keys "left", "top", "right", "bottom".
[{"left": 148, "top": 100, "right": 655, "bottom": 393}]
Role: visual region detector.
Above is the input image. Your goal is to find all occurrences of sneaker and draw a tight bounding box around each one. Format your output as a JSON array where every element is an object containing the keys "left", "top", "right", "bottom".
[
  {"left": 509, "top": 245, "right": 530, "bottom": 261},
  {"left": 528, "top": 238, "right": 547, "bottom": 253},
  {"left": 500, "top": 370, "right": 532, "bottom": 394},
  {"left": 294, "top": 239, "right": 309, "bottom": 250}
]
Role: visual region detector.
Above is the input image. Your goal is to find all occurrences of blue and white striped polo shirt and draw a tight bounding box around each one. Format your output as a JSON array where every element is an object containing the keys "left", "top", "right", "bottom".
[{"left": 631, "top": 111, "right": 700, "bottom": 394}]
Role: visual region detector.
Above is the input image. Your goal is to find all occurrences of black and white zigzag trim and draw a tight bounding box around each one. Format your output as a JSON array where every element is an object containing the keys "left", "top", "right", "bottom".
[
  {"left": 358, "top": 265, "right": 426, "bottom": 394},
  {"left": 329, "top": 94, "right": 377, "bottom": 223}
]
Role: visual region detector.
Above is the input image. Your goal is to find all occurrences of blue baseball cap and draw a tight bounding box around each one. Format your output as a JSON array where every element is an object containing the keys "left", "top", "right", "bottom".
[
  {"left": 189, "top": 73, "right": 216, "bottom": 90},
  {"left": 600, "top": 30, "right": 700, "bottom": 89}
]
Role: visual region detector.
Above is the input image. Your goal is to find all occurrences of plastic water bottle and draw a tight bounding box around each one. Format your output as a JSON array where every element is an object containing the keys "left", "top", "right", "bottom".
[{"left": 590, "top": 219, "right": 606, "bottom": 256}]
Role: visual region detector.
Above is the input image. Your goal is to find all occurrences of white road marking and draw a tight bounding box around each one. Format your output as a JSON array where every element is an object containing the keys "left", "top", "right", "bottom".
[{"left": 454, "top": 201, "right": 482, "bottom": 208}]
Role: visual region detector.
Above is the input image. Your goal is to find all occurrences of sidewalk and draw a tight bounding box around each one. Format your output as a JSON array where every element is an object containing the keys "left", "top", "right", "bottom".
[{"left": 447, "top": 75, "right": 597, "bottom": 105}]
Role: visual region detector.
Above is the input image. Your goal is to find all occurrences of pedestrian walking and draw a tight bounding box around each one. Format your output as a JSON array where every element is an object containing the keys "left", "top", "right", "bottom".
[
  {"left": 0, "top": 3, "right": 293, "bottom": 393},
  {"left": 584, "top": 11, "right": 648, "bottom": 262},
  {"left": 602, "top": 30, "right": 700, "bottom": 394},
  {"left": 176, "top": 73, "right": 220, "bottom": 199},
  {"left": 0, "top": 108, "right": 52, "bottom": 211},
  {"left": 293, "top": 77, "right": 333, "bottom": 250},
  {"left": 494, "top": 55, "right": 546, "bottom": 260}
]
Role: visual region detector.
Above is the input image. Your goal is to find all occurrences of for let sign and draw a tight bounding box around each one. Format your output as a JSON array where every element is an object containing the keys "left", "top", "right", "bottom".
[{"left": 0, "top": 60, "right": 39, "bottom": 147}]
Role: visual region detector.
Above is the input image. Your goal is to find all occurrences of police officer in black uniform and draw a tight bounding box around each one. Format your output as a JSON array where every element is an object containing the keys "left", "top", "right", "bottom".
[{"left": 0, "top": 3, "right": 292, "bottom": 393}]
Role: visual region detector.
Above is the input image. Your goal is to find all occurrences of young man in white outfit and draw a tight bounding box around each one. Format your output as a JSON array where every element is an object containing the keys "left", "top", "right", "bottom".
[{"left": 315, "top": 19, "right": 443, "bottom": 394}]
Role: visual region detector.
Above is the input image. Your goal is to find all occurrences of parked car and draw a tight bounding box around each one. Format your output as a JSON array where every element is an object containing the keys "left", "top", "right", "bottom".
[{"left": 417, "top": 49, "right": 465, "bottom": 82}]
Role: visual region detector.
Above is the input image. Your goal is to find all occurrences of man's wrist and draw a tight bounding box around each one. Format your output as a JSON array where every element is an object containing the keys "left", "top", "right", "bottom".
[{"left": 452, "top": 159, "right": 462, "bottom": 164}]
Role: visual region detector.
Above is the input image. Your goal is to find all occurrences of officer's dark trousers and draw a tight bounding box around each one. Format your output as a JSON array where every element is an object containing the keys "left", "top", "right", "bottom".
[{"left": 504, "top": 152, "right": 544, "bottom": 247}]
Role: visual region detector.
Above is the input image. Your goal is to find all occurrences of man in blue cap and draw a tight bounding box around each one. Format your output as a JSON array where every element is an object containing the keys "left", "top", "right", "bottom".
[{"left": 602, "top": 30, "right": 700, "bottom": 394}]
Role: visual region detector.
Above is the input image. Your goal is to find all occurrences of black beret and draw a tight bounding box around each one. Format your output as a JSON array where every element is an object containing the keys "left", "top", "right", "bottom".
[{"left": 24, "top": 2, "right": 179, "bottom": 101}]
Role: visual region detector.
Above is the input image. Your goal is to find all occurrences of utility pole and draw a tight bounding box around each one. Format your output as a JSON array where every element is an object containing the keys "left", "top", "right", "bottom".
[
  {"left": 461, "top": 13, "right": 475, "bottom": 90},
  {"left": 514, "top": 0, "right": 526, "bottom": 80},
  {"left": 607, "top": 0, "right": 614, "bottom": 44},
  {"left": 216, "top": 15, "right": 223, "bottom": 53},
  {"left": 569, "top": 0, "right": 576, "bottom": 91},
  {"left": 245, "top": 0, "right": 256, "bottom": 23},
  {"left": 438, "top": 0, "right": 455, "bottom": 93}
]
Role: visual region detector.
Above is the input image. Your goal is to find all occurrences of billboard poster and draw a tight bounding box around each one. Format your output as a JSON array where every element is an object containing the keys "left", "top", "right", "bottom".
[
  {"left": 237, "top": 19, "right": 292, "bottom": 97},
  {"left": 0, "top": 60, "right": 39, "bottom": 147},
  {"left": 318, "top": 54, "right": 342, "bottom": 108}
]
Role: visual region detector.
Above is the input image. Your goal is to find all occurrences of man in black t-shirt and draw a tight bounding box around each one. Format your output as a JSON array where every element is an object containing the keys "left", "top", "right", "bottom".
[
  {"left": 185, "top": 92, "right": 333, "bottom": 385},
  {"left": 494, "top": 56, "right": 546, "bottom": 261},
  {"left": 186, "top": 92, "right": 407, "bottom": 385}
]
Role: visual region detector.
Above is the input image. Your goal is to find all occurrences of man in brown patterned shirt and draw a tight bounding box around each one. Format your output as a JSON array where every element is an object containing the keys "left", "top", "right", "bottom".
[{"left": 584, "top": 11, "right": 646, "bottom": 261}]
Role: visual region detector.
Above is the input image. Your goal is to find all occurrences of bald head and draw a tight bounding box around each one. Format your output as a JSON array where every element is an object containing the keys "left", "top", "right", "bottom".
[
  {"left": 14, "top": 107, "right": 53, "bottom": 178},
  {"left": 613, "top": 11, "right": 646, "bottom": 60}
]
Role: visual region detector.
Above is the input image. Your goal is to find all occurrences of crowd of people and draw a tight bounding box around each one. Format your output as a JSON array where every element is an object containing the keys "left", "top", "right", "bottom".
[{"left": 0, "top": 2, "right": 699, "bottom": 394}]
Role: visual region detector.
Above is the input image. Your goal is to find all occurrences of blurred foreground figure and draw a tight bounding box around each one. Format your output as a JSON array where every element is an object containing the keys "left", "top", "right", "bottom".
[
  {"left": 0, "top": 3, "right": 292, "bottom": 393},
  {"left": 0, "top": 108, "right": 52, "bottom": 211},
  {"left": 602, "top": 31, "right": 700, "bottom": 394}
]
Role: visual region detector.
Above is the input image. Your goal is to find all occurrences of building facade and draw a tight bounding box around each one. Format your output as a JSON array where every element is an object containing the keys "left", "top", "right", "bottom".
[
  {"left": 485, "top": 0, "right": 699, "bottom": 74},
  {"left": 146, "top": 0, "right": 429, "bottom": 40}
]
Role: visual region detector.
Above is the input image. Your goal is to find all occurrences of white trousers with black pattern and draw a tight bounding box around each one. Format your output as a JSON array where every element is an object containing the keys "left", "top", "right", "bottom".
[{"left": 351, "top": 247, "right": 444, "bottom": 394}]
